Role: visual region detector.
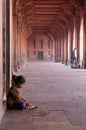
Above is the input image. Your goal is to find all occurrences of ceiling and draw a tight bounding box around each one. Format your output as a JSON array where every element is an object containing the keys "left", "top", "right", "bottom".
[{"left": 16, "top": 0, "right": 84, "bottom": 38}]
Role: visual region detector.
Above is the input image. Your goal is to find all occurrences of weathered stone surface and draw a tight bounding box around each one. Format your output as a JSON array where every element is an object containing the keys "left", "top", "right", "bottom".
[{"left": 1, "top": 62, "right": 86, "bottom": 130}]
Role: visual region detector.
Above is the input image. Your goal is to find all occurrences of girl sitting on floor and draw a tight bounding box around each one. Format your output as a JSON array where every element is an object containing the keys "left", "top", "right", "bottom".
[{"left": 7, "top": 75, "right": 37, "bottom": 110}]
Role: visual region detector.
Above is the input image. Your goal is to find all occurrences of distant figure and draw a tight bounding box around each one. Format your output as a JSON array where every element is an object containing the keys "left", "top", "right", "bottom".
[
  {"left": 71, "top": 50, "right": 75, "bottom": 64},
  {"left": 71, "top": 48, "right": 80, "bottom": 69},
  {"left": 71, "top": 48, "right": 77, "bottom": 64},
  {"left": 74, "top": 48, "right": 77, "bottom": 64},
  {"left": 7, "top": 75, "right": 37, "bottom": 110}
]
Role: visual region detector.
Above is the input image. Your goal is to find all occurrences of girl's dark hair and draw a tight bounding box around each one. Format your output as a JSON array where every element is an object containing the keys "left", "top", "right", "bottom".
[
  {"left": 12, "top": 75, "right": 17, "bottom": 86},
  {"left": 12, "top": 75, "right": 26, "bottom": 85}
]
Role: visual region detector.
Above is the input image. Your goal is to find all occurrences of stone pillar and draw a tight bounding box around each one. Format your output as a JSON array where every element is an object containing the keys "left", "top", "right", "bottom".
[
  {"left": 2, "top": 0, "right": 10, "bottom": 98},
  {"left": 0, "top": 0, "right": 3, "bottom": 100},
  {"left": 17, "top": 13, "right": 21, "bottom": 69},
  {"left": 55, "top": 38, "right": 58, "bottom": 62},
  {"left": 13, "top": 13, "right": 17, "bottom": 71},
  {"left": 2, "top": 0, "right": 5, "bottom": 100},
  {"left": 76, "top": 16, "right": 80, "bottom": 60},
  {"left": 64, "top": 31, "right": 68, "bottom": 64},
  {"left": 0, "top": 0, "right": 6, "bottom": 121},
  {"left": 10, "top": 0, "right": 13, "bottom": 84},
  {"left": 13, "top": 12, "right": 22, "bottom": 71},
  {"left": 79, "top": 13, "right": 84, "bottom": 68},
  {"left": 68, "top": 26, "right": 71, "bottom": 61},
  {"left": 59, "top": 36, "right": 61, "bottom": 62},
  {"left": 73, "top": 18, "right": 77, "bottom": 49},
  {"left": 60, "top": 35, "right": 64, "bottom": 62},
  {"left": 6, "top": 0, "right": 10, "bottom": 92},
  {"left": 56, "top": 36, "right": 61, "bottom": 62},
  {"left": 52, "top": 38, "right": 55, "bottom": 62},
  {"left": 83, "top": 14, "right": 86, "bottom": 69}
]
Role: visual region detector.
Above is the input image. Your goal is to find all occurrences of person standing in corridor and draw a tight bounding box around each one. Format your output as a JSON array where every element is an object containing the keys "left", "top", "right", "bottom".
[{"left": 74, "top": 48, "right": 77, "bottom": 64}]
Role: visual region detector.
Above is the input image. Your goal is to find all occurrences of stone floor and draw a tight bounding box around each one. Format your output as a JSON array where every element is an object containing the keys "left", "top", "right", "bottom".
[{"left": 0, "top": 62, "right": 86, "bottom": 130}]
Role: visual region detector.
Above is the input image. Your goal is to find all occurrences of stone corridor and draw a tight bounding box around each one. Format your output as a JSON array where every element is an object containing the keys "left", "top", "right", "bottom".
[{"left": 0, "top": 62, "right": 86, "bottom": 130}]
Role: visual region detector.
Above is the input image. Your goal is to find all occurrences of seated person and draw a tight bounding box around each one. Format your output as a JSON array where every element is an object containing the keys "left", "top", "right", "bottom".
[{"left": 7, "top": 75, "right": 37, "bottom": 110}]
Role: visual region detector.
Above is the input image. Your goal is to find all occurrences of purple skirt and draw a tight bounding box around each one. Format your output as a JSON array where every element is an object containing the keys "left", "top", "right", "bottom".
[{"left": 12, "top": 102, "right": 26, "bottom": 109}]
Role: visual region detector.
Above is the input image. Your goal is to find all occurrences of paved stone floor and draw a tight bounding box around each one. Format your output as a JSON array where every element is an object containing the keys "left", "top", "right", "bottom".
[{"left": 0, "top": 62, "right": 86, "bottom": 130}]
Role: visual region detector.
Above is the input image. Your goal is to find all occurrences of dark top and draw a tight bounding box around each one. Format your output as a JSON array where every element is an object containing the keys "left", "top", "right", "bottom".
[{"left": 7, "top": 86, "right": 25, "bottom": 108}]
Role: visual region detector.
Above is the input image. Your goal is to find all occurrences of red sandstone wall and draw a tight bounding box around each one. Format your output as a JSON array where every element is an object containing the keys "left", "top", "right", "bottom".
[
  {"left": 28, "top": 33, "right": 53, "bottom": 61},
  {"left": 0, "top": 0, "right": 5, "bottom": 121}
]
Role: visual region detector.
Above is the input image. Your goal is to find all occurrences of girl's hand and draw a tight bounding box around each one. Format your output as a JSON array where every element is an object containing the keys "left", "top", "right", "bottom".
[{"left": 26, "top": 102, "right": 31, "bottom": 107}]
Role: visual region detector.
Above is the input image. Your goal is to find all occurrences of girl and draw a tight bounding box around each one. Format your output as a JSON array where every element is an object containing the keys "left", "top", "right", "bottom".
[{"left": 7, "top": 75, "right": 37, "bottom": 110}]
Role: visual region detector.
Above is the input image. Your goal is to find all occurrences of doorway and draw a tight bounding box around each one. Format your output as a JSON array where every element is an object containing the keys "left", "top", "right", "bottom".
[{"left": 38, "top": 51, "right": 43, "bottom": 60}]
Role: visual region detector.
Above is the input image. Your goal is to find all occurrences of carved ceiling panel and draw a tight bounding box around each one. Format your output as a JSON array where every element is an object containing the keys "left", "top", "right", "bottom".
[{"left": 15, "top": 0, "right": 84, "bottom": 37}]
